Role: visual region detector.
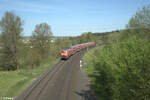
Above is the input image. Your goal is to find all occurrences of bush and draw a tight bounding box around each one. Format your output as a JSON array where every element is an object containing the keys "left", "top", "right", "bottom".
[{"left": 83, "top": 36, "right": 150, "bottom": 100}]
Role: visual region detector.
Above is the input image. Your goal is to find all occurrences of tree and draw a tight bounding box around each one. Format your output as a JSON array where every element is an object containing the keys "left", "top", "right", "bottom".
[
  {"left": 79, "top": 32, "right": 94, "bottom": 43},
  {"left": 30, "top": 23, "right": 52, "bottom": 65},
  {"left": 126, "top": 6, "right": 150, "bottom": 29},
  {"left": 123, "top": 5, "right": 150, "bottom": 40},
  {"left": 0, "top": 11, "right": 23, "bottom": 70}
]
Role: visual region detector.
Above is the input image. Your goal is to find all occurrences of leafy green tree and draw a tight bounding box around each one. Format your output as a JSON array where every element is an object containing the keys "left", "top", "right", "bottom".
[
  {"left": 126, "top": 6, "right": 150, "bottom": 29},
  {"left": 0, "top": 11, "right": 23, "bottom": 70},
  {"left": 79, "top": 32, "right": 94, "bottom": 43},
  {"left": 122, "top": 5, "right": 150, "bottom": 40},
  {"left": 30, "top": 23, "right": 52, "bottom": 66}
]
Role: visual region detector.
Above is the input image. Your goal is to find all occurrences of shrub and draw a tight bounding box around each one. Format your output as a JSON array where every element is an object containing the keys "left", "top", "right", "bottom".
[{"left": 84, "top": 36, "right": 150, "bottom": 100}]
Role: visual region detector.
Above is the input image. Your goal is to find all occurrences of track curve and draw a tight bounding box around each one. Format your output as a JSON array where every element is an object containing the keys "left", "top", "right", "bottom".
[{"left": 15, "top": 50, "right": 97, "bottom": 100}]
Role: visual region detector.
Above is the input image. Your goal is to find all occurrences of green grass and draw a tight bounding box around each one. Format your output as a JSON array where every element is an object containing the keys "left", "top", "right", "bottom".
[{"left": 0, "top": 59, "right": 58, "bottom": 98}]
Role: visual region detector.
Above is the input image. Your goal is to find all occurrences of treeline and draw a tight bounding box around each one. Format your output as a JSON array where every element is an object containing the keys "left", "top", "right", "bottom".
[
  {"left": 0, "top": 11, "right": 96, "bottom": 71},
  {"left": 0, "top": 12, "right": 56, "bottom": 70},
  {"left": 83, "top": 5, "right": 150, "bottom": 100}
]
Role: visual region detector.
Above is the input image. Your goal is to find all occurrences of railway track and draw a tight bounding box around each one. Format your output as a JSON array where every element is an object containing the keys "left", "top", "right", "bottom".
[
  {"left": 15, "top": 50, "right": 96, "bottom": 100},
  {"left": 15, "top": 59, "right": 67, "bottom": 100}
]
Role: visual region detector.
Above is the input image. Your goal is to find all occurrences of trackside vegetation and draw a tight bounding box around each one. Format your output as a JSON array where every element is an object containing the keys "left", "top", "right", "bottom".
[
  {"left": 0, "top": 59, "right": 57, "bottom": 97},
  {"left": 83, "top": 5, "right": 150, "bottom": 100},
  {"left": 83, "top": 37, "right": 150, "bottom": 100}
]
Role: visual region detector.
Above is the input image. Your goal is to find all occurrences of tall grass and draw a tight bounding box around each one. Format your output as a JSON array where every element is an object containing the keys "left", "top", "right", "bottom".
[{"left": 0, "top": 59, "right": 57, "bottom": 98}]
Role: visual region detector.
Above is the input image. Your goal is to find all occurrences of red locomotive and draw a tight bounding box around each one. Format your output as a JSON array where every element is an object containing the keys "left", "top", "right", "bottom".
[{"left": 60, "top": 42, "right": 95, "bottom": 60}]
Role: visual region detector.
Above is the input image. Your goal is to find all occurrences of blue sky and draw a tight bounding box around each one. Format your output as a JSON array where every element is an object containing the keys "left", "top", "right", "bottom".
[{"left": 0, "top": 0, "right": 149, "bottom": 36}]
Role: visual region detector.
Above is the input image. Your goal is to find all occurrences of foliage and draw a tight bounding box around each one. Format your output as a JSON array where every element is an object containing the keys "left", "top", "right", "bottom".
[
  {"left": 31, "top": 23, "right": 52, "bottom": 59},
  {"left": 0, "top": 59, "right": 57, "bottom": 97},
  {"left": 126, "top": 6, "right": 150, "bottom": 29},
  {"left": 83, "top": 37, "right": 150, "bottom": 100},
  {"left": 29, "top": 23, "right": 53, "bottom": 68},
  {"left": 125, "top": 5, "right": 150, "bottom": 40},
  {"left": 78, "top": 32, "right": 94, "bottom": 43},
  {"left": 0, "top": 11, "right": 23, "bottom": 70},
  {"left": 83, "top": 5, "right": 150, "bottom": 100}
]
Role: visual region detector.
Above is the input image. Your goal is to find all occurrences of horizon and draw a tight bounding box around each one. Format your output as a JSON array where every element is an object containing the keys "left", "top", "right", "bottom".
[{"left": 0, "top": 0, "right": 149, "bottom": 36}]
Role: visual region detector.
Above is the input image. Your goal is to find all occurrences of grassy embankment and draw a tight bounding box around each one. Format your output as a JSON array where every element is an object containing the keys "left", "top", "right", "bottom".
[
  {"left": 0, "top": 58, "right": 58, "bottom": 98},
  {"left": 83, "top": 35, "right": 150, "bottom": 100}
]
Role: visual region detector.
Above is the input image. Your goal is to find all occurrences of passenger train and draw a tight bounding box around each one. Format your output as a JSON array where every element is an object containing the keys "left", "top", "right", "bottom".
[{"left": 60, "top": 42, "right": 95, "bottom": 60}]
